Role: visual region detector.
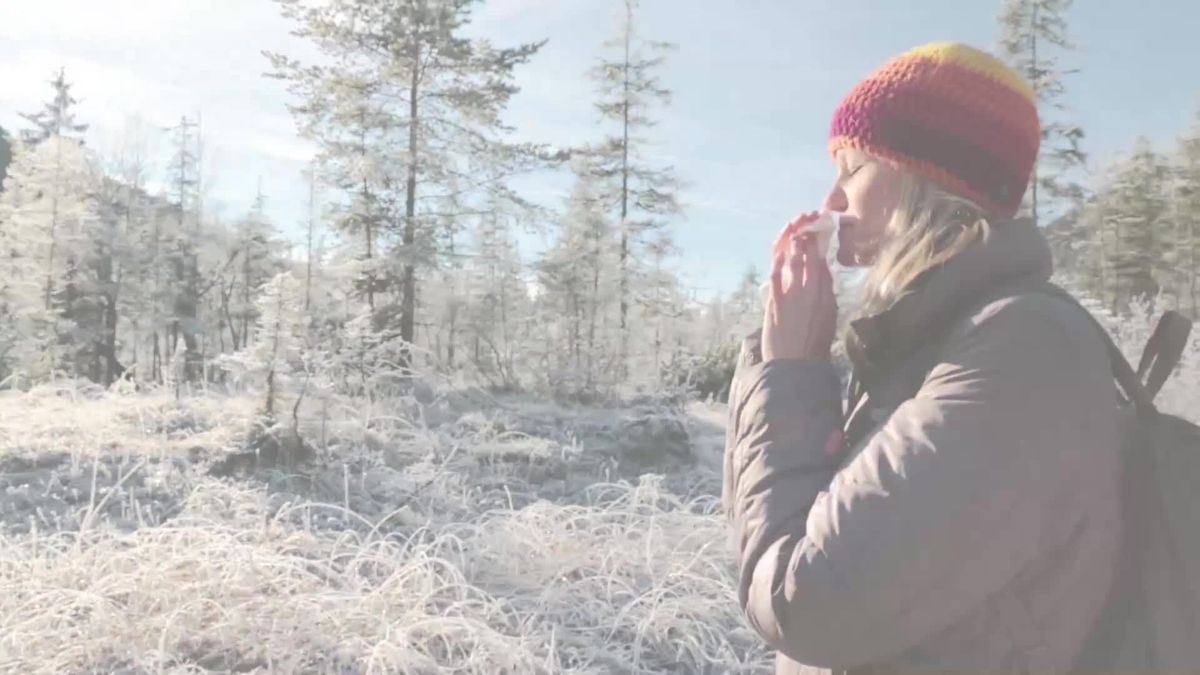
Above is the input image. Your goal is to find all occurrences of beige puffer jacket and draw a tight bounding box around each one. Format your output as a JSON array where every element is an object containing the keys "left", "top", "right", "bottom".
[{"left": 723, "top": 218, "right": 1122, "bottom": 673}]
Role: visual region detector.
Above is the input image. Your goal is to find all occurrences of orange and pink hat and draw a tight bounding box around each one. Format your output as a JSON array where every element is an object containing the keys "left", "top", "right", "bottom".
[{"left": 829, "top": 42, "right": 1041, "bottom": 219}]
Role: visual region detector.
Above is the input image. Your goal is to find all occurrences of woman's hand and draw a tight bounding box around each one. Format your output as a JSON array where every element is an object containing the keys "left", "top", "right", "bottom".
[{"left": 762, "top": 212, "right": 839, "bottom": 363}]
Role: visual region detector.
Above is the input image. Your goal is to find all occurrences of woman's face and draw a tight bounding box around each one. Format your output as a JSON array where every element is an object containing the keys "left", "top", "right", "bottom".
[{"left": 822, "top": 148, "right": 905, "bottom": 267}]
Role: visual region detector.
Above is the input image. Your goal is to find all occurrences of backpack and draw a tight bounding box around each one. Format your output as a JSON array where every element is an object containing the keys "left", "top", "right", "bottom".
[
  {"left": 927, "top": 281, "right": 1200, "bottom": 673},
  {"left": 1037, "top": 284, "right": 1200, "bottom": 674}
]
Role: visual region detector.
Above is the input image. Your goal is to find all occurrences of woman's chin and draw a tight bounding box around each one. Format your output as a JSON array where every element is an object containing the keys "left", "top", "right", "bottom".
[{"left": 837, "top": 246, "right": 864, "bottom": 268}]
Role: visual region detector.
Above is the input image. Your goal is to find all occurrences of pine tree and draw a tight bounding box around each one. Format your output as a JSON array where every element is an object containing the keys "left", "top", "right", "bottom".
[
  {"left": 1095, "top": 137, "right": 1170, "bottom": 314},
  {"left": 1172, "top": 107, "right": 1200, "bottom": 318},
  {"left": 0, "top": 136, "right": 101, "bottom": 379},
  {"left": 997, "top": 0, "right": 1087, "bottom": 229},
  {"left": 266, "top": 0, "right": 548, "bottom": 370},
  {"left": 635, "top": 229, "right": 682, "bottom": 384},
  {"left": 215, "top": 272, "right": 307, "bottom": 416},
  {"left": 163, "top": 115, "right": 203, "bottom": 379},
  {"left": 430, "top": 210, "right": 468, "bottom": 370},
  {"left": 229, "top": 183, "right": 281, "bottom": 351},
  {"left": 302, "top": 164, "right": 322, "bottom": 312},
  {"left": 93, "top": 118, "right": 157, "bottom": 385},
  {"left": 19, "top": 68, "right": 89, "bottom": 144},
  {"left": 463, "top": 203, "right": 530, "bottom": 389},
  {"left": 588, "top": 0, "right": 680, "bottom": 380},
  {"left": 536, "top": 160, "right": 620, "bottom": 395},
  {"left": 90, "top": 179, "right": 129, "bottom": 385},
  {"left": 135, "top": 190, "right": 174, "bottom": 383}
]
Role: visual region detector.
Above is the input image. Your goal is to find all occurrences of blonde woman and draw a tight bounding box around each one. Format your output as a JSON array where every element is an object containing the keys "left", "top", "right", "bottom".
[{"left": 723, "top": 42, "right": 1121, "bottom": 673}]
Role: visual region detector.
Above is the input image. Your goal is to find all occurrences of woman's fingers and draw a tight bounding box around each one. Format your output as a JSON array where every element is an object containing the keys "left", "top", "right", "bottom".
[
  {"left": 787, "top": 233, "right": 815, "bottom": 288},
  {"left": 773, "top": 211, "right": 823, "bottom": 260},
  {"left": 775, "top": 213, "right": 807, "bottom": 253},
  {"left": 769, "top": 248, "right": 786, "bottom": 323},
  {"left": 771, "top": 221, "right": 793, "bottom": 258},
  {"left": 780, "top": 227, "right": 835, "bottom": 297}
]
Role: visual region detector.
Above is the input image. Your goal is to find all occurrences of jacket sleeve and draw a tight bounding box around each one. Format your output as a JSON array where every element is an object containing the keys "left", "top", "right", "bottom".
[
  {"left": 721, "top": 326, "right": 847, "bottom": 602},
  {"left": 724, "top": 298, "right": 1114, "bottom": 669}
]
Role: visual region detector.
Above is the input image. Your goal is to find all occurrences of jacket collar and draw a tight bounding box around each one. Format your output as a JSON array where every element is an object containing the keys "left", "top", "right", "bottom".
[{"left": 844, "top": 217, "right": 1054, "bottom": 388}]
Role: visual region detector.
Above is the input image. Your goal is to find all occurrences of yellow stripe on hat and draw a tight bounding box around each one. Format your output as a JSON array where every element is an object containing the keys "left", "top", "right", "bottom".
[{"left": 906, "top": 41, "right": 1036, "bottom": 102}]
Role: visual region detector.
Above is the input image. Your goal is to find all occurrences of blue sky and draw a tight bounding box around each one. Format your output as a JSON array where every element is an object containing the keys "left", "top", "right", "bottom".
[{"left": 1, "top": 0, "right": 1197, "bottom": 300}]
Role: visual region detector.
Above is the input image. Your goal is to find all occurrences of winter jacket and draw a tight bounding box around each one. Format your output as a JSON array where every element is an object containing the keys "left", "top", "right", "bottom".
[{"left": 722, "top": 217, "right": 1122, "bottom": 673}]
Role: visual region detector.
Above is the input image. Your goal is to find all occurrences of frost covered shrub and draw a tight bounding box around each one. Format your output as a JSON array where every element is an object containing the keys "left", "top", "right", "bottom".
[
  {"left": 213, "top": 272, "right": 309, "bottom": 417},
  {"left": 661, "top": 340, "right": 739, "bottom": 404}
]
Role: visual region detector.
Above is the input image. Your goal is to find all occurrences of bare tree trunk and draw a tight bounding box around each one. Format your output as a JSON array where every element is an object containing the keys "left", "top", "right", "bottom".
[
  {"left": 151, "top": 207, "right": 163, "bottom": 382},
  {"left": 305, "top": 167, "right": 315, "bottom": 311},
  {"left": 221, "top": 274, "right": 239, "bottom": 350},
  {"left": 588, "top": 259, "right": 599, "bottom": 387},
  {"left": 44, "top": 138, "right": 63, "bottom": 311},
  {"left": 617, "top": 2, "right": 632, "bottom": 381},
  {"left": 400, "top": 40, "right": 421, "bottom": 372},
  {"left": 99, "top": 254, "right": 121, "bottom": 385},
  {"left": 357, "top": 116, "right": 376, "bottom": 313},
  {"left": 499, "top": 267, "right": 512, "bottom": 385},
  {"left": 151, "top": 332, "right": 161, "bottom": 383},
  {"left": 447, "top": 302, "right": 457, "bottom": 369}
]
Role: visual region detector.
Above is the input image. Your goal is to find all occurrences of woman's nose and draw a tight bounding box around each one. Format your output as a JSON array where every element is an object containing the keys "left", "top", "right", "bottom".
[{"left": 822, "top": 185, "right": 848, "bottom": 213}]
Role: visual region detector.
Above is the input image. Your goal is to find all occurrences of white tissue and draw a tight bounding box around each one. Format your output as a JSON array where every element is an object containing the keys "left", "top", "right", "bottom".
[
  {"left": 801, "top": 211, "right": 839, "bottom": 259},
  {"left": 759, "top": 211, "right": 840, "bottom": 309}
]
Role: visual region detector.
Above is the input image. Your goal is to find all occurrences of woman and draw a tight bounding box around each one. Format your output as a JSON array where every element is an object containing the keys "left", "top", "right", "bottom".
[{"left": 722, "top": 42, "right": 1122, "bottom": 673}]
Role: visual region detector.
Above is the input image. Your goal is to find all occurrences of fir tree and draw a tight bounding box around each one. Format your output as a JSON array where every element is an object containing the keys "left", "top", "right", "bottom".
[
  {"left": 588, "top": 0, "right": 681, "bottom": 379},
  {"left": 0, "top": 136, "right": 101, "bottom": 379},
  {"left": 215, "top": 272, "right": 307, "bottom": 416},
  {"left": 266, "top": 0, "right": 549, "bottom": 370},
  {"left": 19, "top": 68, "right": 89, "bottom": 144},
  {"left": 997, "top": 0, "right": 1087, "bottom": 229},
  {"left": 1170, "top": 107, "right": 1200, "bottom": 317},
  {"left": 1092, "top": 138, "right": 1170, "bottom": 313}
]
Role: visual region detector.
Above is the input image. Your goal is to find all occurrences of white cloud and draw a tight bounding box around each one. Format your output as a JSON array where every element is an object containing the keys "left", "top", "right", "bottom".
[
  {"left": 473, "top": 0, "right": 564, "bottom": 23},
  {"left": 0, "top": 0, "right": 188, "bottom": 41}
]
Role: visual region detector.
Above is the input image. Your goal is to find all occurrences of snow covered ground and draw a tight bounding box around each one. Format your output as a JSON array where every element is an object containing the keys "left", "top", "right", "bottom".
[
  {"left": 1, "top": 302, "right": 1195, "bottom": 674},
  {"left": 0, "top": 382, "right": 770, "bottom": 674}
]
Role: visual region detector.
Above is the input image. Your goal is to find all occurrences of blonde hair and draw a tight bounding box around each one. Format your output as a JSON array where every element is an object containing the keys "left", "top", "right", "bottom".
[{"left": 854, "top": 167, "right": 994, "bottom": 319}]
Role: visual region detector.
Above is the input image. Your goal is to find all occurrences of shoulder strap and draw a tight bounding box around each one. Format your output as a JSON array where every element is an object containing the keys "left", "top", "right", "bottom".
[{"left": 1135, "top": 310, "right": 1192, "bottom": 401}]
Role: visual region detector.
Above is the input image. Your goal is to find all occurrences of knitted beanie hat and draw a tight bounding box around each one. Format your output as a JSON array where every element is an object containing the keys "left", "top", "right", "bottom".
[{"left": 828, "top": 41, "right": 1040, "bottom": 219}]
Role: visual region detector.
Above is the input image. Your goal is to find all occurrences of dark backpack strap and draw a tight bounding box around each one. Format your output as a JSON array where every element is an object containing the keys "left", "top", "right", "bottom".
[{"left": 1135, "top": 310, "right": 1192, "bottom": 401}]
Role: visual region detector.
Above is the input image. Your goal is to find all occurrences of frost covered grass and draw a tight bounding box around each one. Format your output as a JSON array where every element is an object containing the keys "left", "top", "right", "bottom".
[
  {"left": 0, "top": 477, "right": 762, "bottom": 674},
  {"left": 2, "top": 299, "right": 1195, "bottom": 674},
  {"left": 0, "top": 380, "right": 260, "bottom": 460},
  {"left": 0, "top": 382, "right": 767, "bottom": 674}
]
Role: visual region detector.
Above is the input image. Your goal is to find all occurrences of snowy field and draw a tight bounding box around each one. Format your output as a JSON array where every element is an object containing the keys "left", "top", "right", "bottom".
[
  {"left": 0, "top": 382, "right": 770, "bottom": 674},
  {"left": 1, "top": 304, "right": 1196, "bottom": 675}
]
